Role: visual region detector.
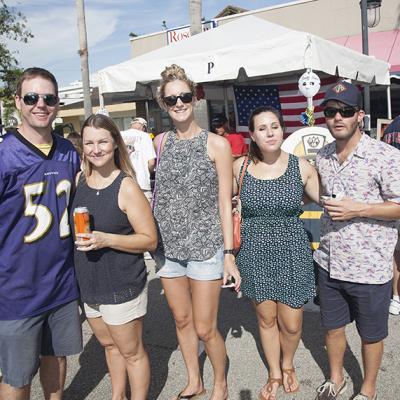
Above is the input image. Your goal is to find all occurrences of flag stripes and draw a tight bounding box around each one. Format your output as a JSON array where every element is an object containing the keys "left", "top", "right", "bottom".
[{"left": 234, "top": 76, "right": 338, "bottom": 137}]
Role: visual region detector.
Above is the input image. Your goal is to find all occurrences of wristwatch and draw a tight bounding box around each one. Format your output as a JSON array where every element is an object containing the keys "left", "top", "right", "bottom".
[{"left": 223, "top": 249, "right": 235, "bottom": 255}]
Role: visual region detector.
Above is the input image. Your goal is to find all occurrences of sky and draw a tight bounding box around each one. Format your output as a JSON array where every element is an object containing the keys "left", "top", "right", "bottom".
[{"left": 6, "top": 0, "right": 288, "bottom": 87}]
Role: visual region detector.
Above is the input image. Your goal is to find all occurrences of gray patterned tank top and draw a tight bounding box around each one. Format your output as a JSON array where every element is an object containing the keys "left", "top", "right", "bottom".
[{"left": 154, "top": 130, "right": 223, "bottom": 261}]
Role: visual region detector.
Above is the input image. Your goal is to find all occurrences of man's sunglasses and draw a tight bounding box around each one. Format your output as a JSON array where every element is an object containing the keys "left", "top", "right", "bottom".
[
  {"left": 163, "top": 92, "right": 193, "bottom": 107},
  {"left": 323, "top": 107, "right": 358, "bottom": 118},
  {"left": 21, "top": 92, "right": 59, "bottom": 107}
]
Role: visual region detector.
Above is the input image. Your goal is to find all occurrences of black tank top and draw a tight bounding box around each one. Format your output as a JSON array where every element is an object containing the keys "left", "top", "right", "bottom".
[{"left": 71, "top": 171, "right": 146, "bottom": 304}]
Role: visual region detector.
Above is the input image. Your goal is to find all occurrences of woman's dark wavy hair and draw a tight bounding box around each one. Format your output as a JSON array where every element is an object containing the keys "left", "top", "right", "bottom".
[{"left": 248, "top": 106, "right": 285, "bottom": 163}]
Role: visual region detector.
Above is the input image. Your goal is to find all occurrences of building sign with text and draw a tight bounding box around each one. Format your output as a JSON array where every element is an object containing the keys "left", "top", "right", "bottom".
[{"left": 167, "top": 20, "right": 217, "bottom": 44}]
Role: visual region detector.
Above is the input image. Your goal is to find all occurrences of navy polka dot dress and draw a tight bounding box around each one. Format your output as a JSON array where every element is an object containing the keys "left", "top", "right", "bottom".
[{"left": 236, "top": 154, "right": 316, "bottom": 308}]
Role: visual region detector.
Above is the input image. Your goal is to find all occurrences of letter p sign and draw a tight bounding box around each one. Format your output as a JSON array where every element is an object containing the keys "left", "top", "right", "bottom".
[{"left": 207, "top": 61, "right": 215, "bottom": 74}]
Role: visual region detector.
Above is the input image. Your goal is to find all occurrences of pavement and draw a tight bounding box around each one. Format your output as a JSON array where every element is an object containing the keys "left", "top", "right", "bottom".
[{"left": 30, "top": 260, "right": 400, "bottom": 400}]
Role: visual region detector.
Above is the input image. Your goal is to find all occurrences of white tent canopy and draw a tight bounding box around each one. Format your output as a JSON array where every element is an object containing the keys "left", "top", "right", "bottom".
[{"left": 98, "top": 16, "right": 390, "bottom": 95}]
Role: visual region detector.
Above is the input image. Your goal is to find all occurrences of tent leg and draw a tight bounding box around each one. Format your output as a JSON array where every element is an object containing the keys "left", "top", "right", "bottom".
[
  {"left": 387, "top": 85, "right": 392, "bottom": 120},
  {"left": 145, "top": 100, "right": 150, "bottom": 126},
  {"left": 99, "top": 93, "right": 104, "bottom": 109},
  {"left": 223, "top": 86, "right": 229, "bottom": 126}
]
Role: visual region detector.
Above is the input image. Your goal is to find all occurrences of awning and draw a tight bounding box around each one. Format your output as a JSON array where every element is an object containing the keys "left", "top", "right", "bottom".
[
  {"left": 98, "top": 16, "right": 391, "bottom": 95},
  {"left": 332, "top": 29, "right": 400, "bottom": 73}
]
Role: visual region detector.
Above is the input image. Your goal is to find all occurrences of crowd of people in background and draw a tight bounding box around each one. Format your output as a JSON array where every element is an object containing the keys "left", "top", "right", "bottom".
[{"left": 1, "top": 65, "right": 400, "bottom": 400}]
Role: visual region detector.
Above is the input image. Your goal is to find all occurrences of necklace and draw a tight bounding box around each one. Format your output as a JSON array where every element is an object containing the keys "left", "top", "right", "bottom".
[{"left": 89, "top": 170, "right": 119, "bottom": 196}]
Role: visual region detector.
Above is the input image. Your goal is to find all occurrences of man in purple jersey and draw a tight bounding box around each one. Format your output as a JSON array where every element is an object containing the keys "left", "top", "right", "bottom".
[{"left": 0, "top": 68, "right": 82, "bottom": 400}]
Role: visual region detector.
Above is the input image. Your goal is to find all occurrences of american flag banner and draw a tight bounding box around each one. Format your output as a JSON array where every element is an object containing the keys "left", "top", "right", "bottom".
[{"left": 234, "top": 76, "right": 338, "bottom": 137}]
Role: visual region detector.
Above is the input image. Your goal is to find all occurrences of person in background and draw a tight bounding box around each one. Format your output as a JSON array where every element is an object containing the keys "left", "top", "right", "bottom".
[
  {"left": 73, "top": 113, "right": 157, "bottom": 400},
  {"left": 314, "top": 81, "right": 400, "bottom": 400},
  {"left": 382, "top": 115, "right": 400, "bottom": 315},
  {"left": 66, "top": 130, "right": 83, "bottom": 159},
  {"left": 212, "top": 114, "right": 248, "bottom": 159},
  {"left": 153, "top": 64, "right": 241, "bottom": 400},
  {"left": 121, "top": 117, "right": 156, "bottom": 202},
  {"left": 234, "top": 106, "right": 320, "bottom": 400},
  {"left": 0, "top": 67, "right": 82, "bottom": 400}
]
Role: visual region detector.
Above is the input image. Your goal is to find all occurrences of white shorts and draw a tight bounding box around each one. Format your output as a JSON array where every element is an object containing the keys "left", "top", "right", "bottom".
[{"left": 84, "top": 284, "right": 148, "bottom": 325}]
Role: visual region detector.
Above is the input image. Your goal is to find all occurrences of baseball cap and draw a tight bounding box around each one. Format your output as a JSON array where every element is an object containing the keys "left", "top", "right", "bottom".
[
  {"left": 321, "top": 81, "right": 363, "bottom": 108},
  {"left": 211, "top": 115, "right": 228, "bottom": 126},
  {"left": 131, "top": 117, "right": 147, "bottom": 127}
]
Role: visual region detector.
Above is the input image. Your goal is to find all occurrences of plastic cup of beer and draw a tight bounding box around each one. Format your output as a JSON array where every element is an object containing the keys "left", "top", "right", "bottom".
[{"left": 73, "top": 207, "right": 91, "bottom": 240}]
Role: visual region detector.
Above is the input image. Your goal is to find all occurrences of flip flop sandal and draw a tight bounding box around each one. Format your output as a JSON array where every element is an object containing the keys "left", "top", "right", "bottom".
[
  {"left": 282, "top": 368, "right": 300, "bottom": 393},
  {"left": 258, "top": 377, "right": 282, "bottom": 400},
  {"left": 176, "top": 389, "right": 206, "bottom": 399}
]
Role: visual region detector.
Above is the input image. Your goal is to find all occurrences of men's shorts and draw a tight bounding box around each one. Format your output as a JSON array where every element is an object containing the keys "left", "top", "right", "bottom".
[
  {"left": 317, "top": 266, "right": 391, "bottom": 342},
  {"left": 0, "top": 300, "right": 82, "bottom": 388},
  {"left": 155, "top": 247, "right": 224, "bottom": 281},
  {"left": 84, "top": 284, "right": 148, "bottom": 325}
]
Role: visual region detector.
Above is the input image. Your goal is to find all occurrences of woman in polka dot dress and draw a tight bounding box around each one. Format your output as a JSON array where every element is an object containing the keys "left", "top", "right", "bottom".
[{"left": 233, "top": 106, "right": 320, "bottom": 400}]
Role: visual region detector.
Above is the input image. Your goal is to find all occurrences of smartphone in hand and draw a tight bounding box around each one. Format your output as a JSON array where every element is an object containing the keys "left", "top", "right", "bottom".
[{"left": 221, "top": 277, "right": 236, "bottom": 288}]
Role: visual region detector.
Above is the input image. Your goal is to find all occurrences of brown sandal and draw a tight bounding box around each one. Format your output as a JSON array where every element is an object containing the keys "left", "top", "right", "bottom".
[
  {"left": 176, "top": 389, "right": 206, "bottom": 399},
  {"left": 282, "top": 368, "right": 300, "bottom": 393},
  {"left": 258, "top": 377, "right": 282, "bottom": 400}
]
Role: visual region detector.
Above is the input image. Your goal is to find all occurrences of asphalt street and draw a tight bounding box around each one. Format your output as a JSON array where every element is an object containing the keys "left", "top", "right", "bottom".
[{"left": 30, "top": 260, "right": 400, "bottom": 400}]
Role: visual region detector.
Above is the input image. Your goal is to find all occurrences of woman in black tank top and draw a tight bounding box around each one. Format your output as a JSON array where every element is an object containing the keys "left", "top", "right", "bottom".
[{"left": 73, "top": 114, "right": 157, "bottom": 400}]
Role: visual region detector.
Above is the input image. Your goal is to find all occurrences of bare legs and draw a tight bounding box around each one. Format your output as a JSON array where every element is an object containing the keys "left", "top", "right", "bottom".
[
  {"left": 254, "top": 300, "right": 303, "bottom": 399},
  {"left": 88, "top": 317, "right": 150, "bottom": 400},
  {"left": 325, "top": 327, "right": 346, "bottom": 386},
  {"left": 161, "top": 277, "right": 226, "bottom": 400},
  {"left": 0, "top": 383, "right": 30, "bottom": 400},
  {"left": 325, "top": 327, "right": 383, "bottom": 399},
  {"left": 0, "top": 356, "right": 66, "bottom": 400}
]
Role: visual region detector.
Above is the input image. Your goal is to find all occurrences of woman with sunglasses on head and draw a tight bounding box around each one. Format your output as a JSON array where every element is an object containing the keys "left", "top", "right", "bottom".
[
  {"left": 72, "top": 114, "right": 157, "bottom": 400},
  {"left": 233, "top": 106, "right": 320, "bottom": 400},
  {"left": 152, "top": 64, "right": 241, "bottom": 400}
]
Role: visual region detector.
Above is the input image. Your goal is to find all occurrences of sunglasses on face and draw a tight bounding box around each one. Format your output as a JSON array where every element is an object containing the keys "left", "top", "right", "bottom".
[
  {"left": 163, "top": 92, "right": 193, "bottom": 107},
  {"left": 323, "top": 107, "right": 357, "bottom": 118},
  {"left": 21, "top": 92, "right": 59, "bottom": 107}
]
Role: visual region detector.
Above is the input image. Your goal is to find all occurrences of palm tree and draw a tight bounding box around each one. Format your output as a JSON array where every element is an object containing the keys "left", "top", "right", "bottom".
[
  {"left": 189, "top": 0, "right": 202, "bottom": 36},
  {"left": 75, "top": 0, "right": 92, "bottom": 119}
]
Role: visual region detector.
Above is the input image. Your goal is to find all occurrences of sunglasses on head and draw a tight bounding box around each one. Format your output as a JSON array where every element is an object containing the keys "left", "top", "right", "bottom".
[
  {"left": 22, "top": 92, "right": 59, "bottom": 107},
  {"left": 163, "top": 92, "right": 193, "bottom": 107},
  {"left": 323, "top": 107, "right": 358, "bottom": 118}
]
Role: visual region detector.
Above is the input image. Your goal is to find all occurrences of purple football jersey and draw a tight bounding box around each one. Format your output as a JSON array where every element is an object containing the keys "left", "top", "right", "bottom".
[{"left": 0, "top": 131, "right": 80, "bottom": 319}]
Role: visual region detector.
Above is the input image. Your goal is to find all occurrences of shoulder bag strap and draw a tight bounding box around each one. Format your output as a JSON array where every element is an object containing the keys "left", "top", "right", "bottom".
[
  {"left": 237, "top": 155, "right": 249, "bottom": 201},
  {"left": 151, "top": 131, "right": 168, "bottom": 211}
]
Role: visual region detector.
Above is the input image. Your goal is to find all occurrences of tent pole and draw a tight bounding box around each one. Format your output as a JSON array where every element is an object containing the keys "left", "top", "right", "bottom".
[
  {"left": 99, "top": 92, "right": 104, "bottom": 109},
  {"left": 223, "top": 86, "right": 229, "bottom": 124},
  {"left": 387, "top": 85, "right": 392, "bottom": 120},
  {"left": 145, "top": 100, "right": 150, "bottom": 126}
]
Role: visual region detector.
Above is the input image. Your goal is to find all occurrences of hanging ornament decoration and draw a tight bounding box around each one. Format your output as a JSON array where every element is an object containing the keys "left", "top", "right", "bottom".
[
  {"left": 300, "top": 107, "right": 315, "bottom": 126},
  {"left": 298, "top": 69, "right": 320, "bottom": 127}
]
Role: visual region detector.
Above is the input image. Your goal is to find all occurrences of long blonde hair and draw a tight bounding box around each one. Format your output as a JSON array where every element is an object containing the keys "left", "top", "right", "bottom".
[
  {"left": 156, "top": 64, "right": 196, "bottom": 110},
  {"left": 81, "top": 114, "right": 135, "bottom": 179}
]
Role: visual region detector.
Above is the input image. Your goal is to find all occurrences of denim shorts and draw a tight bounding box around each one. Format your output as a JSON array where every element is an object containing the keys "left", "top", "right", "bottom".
[
  {"left": 0, "top": 300, "right": 82, "bottom": 388},
  {"left": 155, "top": 247, "right": 224, "bottom": 280},
  {"left": 84, "top": 284, "right": 148, "bottom": 325},
  {"left": 317, "top": 267, "right": 391, "bottom": 342}
]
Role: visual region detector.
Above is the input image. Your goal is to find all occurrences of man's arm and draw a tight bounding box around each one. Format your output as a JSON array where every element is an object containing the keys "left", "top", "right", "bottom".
[
  {"left": 323, "top": 199, "right": 400, "bottom": 221},
  {"left": 148, "top": 158, "right": 156, "bottom": 172}
]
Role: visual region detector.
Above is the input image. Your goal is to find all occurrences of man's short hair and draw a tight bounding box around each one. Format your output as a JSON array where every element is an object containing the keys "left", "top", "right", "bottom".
[
  {"left": 16, "top": 67, "right": 58, "bottom": 96},
  {"left": 211, "top": 115, "right": 228, "bottom": 129}
]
